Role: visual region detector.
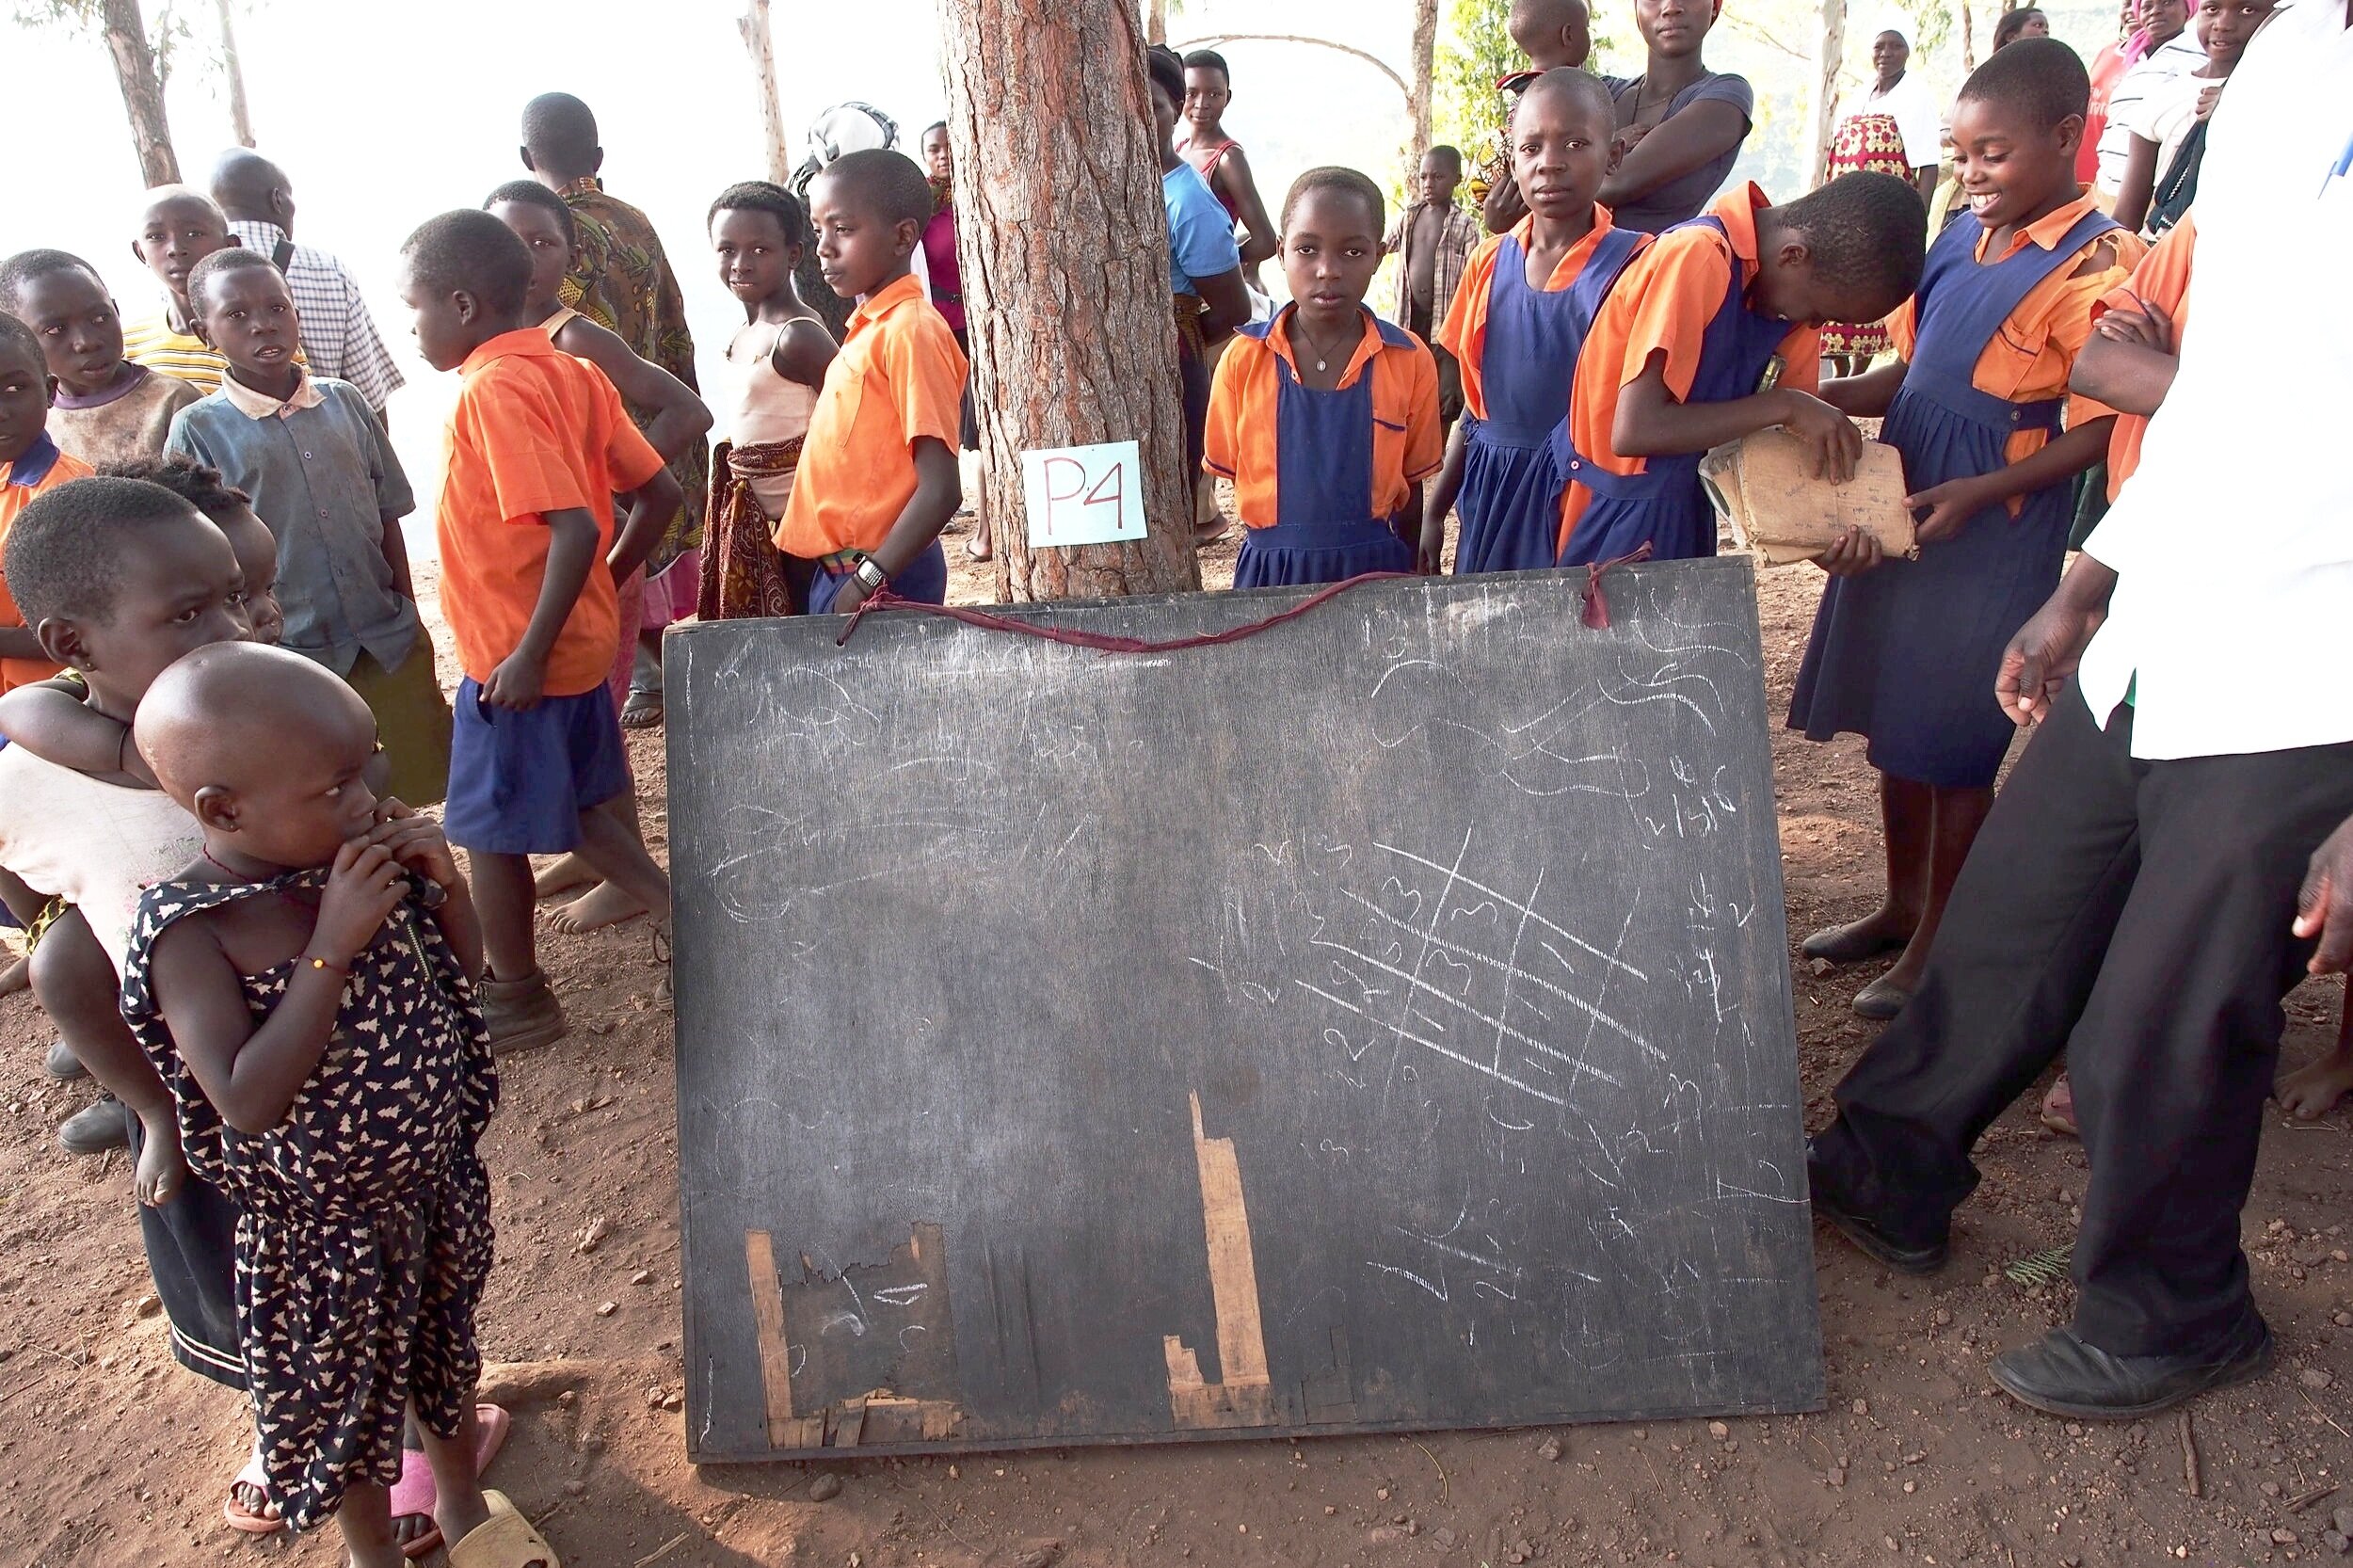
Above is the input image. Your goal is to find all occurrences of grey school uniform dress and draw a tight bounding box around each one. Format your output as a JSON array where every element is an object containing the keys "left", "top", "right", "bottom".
[{"left": 119, "top": 869, "right": 498, "bottom": 1531}]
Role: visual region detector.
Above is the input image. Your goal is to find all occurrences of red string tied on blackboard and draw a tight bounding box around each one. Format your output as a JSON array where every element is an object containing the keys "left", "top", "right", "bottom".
[
  {"left": 835, "top": 549, "right": 1656, "bottom": 652},
  {"left": 1580, "top": 542, "right": 1654, "bottom": 630}
]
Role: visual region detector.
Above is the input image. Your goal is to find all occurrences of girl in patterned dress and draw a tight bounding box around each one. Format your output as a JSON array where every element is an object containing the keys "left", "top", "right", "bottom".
[{"left": 118, "top": 642, "right": 556, "bottom": 1568}]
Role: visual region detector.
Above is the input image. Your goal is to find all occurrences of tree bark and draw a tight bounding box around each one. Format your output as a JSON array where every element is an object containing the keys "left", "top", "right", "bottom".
[
  {"left": 1146, "top": 0, "right": 1167, "bottom": 46},
  {"left": 938, "top": 0, "right": 1202, "bottom": 600},
  {"left": 738, "top": 0, "right": 793, "bottom": 186},
  {"left": 1808, "top": 0, "right": 1847, "bottom": 188},
  {"left": 1960, "top": 1, "right": 1977, "bottom": 71},
  {"left": 215, "top": 0, "right": 253, "bottom": 147},
  {"left": 1408, "top": 0, "right": 1439, "bottom": 175},
  {"left": 102, "top": 0, "right": 178, "bottom": 186}
]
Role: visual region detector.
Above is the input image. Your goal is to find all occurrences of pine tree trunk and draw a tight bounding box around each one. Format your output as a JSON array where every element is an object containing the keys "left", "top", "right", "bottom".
[
  {"left": 103, "top": 0, "right": 179, "bottom": 186},
  {"left": 215, "top": 0, "right": 253, "bottom": 147},
  {"left": 738, "top": 0, "right": 794, "bottom": 186},
  {"left": 1408, "top": 0, "right": 1439, "bottom": 173},
  {"left": 937, "top": 0, "right": 1203, "bottom": 600},
  {"left": 1808, "top": 0, "right": 1847, "bottom": 188}
]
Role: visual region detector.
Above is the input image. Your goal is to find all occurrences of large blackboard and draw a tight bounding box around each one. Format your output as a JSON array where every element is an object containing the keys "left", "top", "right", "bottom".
[{"left": 666, "top": 560, "right": 1821, "bottom": 1463}]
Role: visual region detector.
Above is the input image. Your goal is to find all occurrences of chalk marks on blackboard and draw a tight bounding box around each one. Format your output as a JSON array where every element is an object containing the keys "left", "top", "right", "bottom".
[
  {"left": 1164, "top": 1094, "right": 1277, "bottom": 1429},
  {"left": 742, "top": 1223, "right": 964, "bottom": 1450}
]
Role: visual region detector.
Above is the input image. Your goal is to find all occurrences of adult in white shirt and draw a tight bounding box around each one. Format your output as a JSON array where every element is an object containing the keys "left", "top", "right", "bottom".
[
  {"left": 1807, "top": 0, "right": 2353, "bottom": 1419},
  {"left": 2095, "top": 0, "right": 2204, "bottom": 198},
  {"left": 1853, "top": 28, "right": 1944, "bottom": 200}
]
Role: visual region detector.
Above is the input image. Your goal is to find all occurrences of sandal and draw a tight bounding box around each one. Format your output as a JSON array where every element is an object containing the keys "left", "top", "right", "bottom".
[
  {"left": 481, "top": 971, "right": 568, "bottom": 1055},
  {"left": 619, "top": 690, "right": 664, "bottom": 730},
  {"left": 451, "top": 1489, "right": 562, "bottom": 1568},
  {"left": 222, "top": 1450, "right": 277, "bottom": 1535},
  {"left": 2039, "top": 1074, "right": 2079, "bottom": 1138},
  {"left": 387, "top": 1404, "right": 514, "bottom": 1560}
]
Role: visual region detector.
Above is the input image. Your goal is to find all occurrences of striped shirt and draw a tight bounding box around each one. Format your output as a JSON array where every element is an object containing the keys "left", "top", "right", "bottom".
[
  {"left": 120, "top": 312, "right": 232, "bottom": 394},
  {"left": 228, "top": 221, "right": 406, "bottom": 412}
]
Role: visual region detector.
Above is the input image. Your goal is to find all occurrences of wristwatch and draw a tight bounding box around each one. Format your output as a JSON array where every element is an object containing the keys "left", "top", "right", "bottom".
[{"left": 853, "top": 557, "right": 889, "bottom": 593}]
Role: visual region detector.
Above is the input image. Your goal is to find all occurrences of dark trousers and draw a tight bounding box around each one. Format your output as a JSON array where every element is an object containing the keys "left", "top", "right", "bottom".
[{"left": 1812, "top": 680, "right": 2353, "bottom": 1355}]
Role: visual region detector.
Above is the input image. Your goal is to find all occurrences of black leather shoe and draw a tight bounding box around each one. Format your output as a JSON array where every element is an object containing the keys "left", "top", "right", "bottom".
[
  {"left": 42, "top": 1038, "right": 86, "bottom": 1081},
  {"left": 1992, "top": 1315, "right": 2274, "bottom": 1419},
  {"left": 58, "top": 1096, "right": 127, "bottom": 1156},
  {"left": 1807, "top": 1144, "right": 1949, "bottom": 1274}
]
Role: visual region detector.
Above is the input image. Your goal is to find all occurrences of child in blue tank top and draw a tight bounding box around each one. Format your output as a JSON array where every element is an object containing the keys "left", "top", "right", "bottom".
[{"left": 1789, "top": 40, "right": 2146, "bottom": 1020}]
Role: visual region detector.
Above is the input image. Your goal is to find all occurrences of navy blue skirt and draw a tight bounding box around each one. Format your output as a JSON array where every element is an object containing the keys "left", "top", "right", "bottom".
[
  {"left": 1234, "top": 520, "right": 1413, "bottom": 589},
  {"left": 1558, "top": 476, "right": 1717, "bottom": 568},
  {"left": 1788, "top": 413, "right": 2072, "bottom": 789},
  {"left": 1452, "top": 420, "right": 1563, "bottom": 574}
]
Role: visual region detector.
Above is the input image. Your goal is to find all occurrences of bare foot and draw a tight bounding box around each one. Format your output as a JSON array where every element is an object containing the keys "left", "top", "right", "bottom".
[
  {"left": 132, "top": 1106, "right": 186, "bottom": 1207},
  {"left": 534, "top": 854, "right": 596, "bottom": 901},
  {"left": 1801, "top": 905, "right": 1916, "bottom": 966},
  {"left": 551, "top": 880, "right": 648, "bottom": 936},
  {"left": 0, "top": 953, "right": 25, "bottom": 997},
  {"left": 2278, "top": 1050, "right": 2353, "bottom": 1120}
]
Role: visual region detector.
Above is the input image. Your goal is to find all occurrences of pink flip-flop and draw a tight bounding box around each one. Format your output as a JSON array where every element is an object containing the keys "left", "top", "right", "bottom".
[
  {"left": 221, "top": 1450, "right": 277, "bottom": 1535},
  {"left": 389, "top": 1404, "right": 513, "bottom": 1560}
]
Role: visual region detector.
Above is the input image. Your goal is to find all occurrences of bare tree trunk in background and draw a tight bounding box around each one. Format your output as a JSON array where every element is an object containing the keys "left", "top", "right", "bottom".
[
  {"left": 1808, "top": 0, "right": 1847, "bottom": 188},
  {"left": 214, "top": 0, "right": 253, "bottom": 147},
  {"left": 938, "top": 0, "right": 1203, "bottom": 601},
  {"left": 1960, "top": 1, "right": 1977, "bottom": 71},
  {"left": 1408, "top": 0, "right": 1439, "bottom": 174},
  {"left": 1147, "top": 0, "right": 1167, "bottom": 46},
  {"left": 738, "top": 0, "right": 793, "bottom": 185},
  {"left": 103, "top": 0, "right": 178, "bottom": 186}
]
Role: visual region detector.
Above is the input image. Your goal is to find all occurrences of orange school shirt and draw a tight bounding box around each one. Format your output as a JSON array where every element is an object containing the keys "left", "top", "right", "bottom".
[
  {"left": 1202, "top": 310, "right": 1445, "bottom": 526},
  {"left": 1886, "top": 187, "right": 2147, "bottom": 505},
  {"left": 1434, "top": 208, "right": 1642, "bottom": 424},
  {"left": 1556, "top": 184, "right": 1820, "bottom": 550},
  {"left": 776, "top": 274, "right": 968, "bottom": 558},
  {"left": 434, "top": 329, "right": 664, "bottom": 697},
  {"left": 2092, "top": 212, "right": 2195, "bottom": 501},
  {"left": 0, "top": 438, "right": 95, "bottom": 693}
]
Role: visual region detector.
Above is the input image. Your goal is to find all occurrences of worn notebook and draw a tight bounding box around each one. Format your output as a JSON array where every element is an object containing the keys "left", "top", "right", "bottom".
[{"left": 1703, "top": 430, "right": 1919, "bottom": 566}]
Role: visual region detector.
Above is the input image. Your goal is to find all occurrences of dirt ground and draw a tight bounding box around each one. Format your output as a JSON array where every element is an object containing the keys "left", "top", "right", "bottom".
[{"left": 5, "top": 520, "right": 2350, "bottom": 1568}]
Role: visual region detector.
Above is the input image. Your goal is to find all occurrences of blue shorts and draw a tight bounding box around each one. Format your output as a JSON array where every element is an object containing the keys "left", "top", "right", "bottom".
[
  {"left": 806, "top": 540, "right": 950, "bottom": 616},
  {"left": 443, "top": 678, "right": 631, "bottom": 856}
]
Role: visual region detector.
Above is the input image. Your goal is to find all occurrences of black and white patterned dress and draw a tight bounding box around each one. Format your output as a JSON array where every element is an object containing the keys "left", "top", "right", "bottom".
[{"left": 119, "top": 869, "right": 499, "bottom": 1533}]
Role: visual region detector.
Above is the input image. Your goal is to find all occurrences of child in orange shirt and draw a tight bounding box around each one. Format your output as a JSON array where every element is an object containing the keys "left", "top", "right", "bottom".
[
  {"left": 1551, "top": 168, "right": 1927, "bottom": 568},
  {"left": 781, "top": 149, "right": 965, "bottom": 616},
  {"left": 1790, "top": 40, "right": 2144, "bottom": 1019},
  {"left": 1205, "top": 168, "right": 1442, "bottom": 585},
  {"left": 0, "top": 313, "right": 96, "bottom": 695},
  {"left": 392, "top": 209, "right": 681, "bottom": 1050},
  {"left": 1428, "top": 69, "right": 1647, "bottom": 575}
]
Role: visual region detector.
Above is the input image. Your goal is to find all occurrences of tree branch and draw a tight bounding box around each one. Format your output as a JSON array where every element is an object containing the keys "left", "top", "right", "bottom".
[{"left": 1174, "top": 32, "right": 1412, "bottom": 104}]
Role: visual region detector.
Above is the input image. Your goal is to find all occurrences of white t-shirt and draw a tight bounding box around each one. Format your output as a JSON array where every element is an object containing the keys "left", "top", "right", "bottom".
[
  {"left": 2096, "top": 34, "right": 2206, "bottom": 193},
  {"left": 2077, "top": 0, "right": 2353, "bottom": 760},
  {"left": 2121, "top": 71, "right": 2211, "bottom": 205},
  {"left": 1857, "top": 72, "right": 1944, "bottom": 171},
  {"left": 0, "top": 746, "right": 199, "bottom": 974}
]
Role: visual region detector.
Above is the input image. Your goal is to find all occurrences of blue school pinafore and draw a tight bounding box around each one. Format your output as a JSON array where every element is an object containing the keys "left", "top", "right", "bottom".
[
  {"left": 1451, "top": 228, "right": 1645, "bottom": 575},
  {"left": 1551, "top": 214, "right": 1798, "bottom": 568},
  {"left": 1230, "top": 317, "right": 1418, "bottom": 590},
  {"left": 1787, "top": 207, "right": 2121, "bottom": 789}
]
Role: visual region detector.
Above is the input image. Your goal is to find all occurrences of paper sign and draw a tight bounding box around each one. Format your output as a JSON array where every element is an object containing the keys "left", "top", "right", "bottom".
[{"left": 1021, "top": 440, "right": 1147, "bottom": 548}]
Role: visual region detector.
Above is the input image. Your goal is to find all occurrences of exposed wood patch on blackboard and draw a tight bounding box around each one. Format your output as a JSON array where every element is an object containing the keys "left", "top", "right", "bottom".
[
  {"left": 1164, "top": 1094, "right": 1276, "bottom": 1429},
  {"left": 746, "top": 1223, "right": 963, "bottom": 1448}
]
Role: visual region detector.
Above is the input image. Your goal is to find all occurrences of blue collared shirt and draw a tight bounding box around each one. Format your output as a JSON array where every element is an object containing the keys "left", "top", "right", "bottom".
[{"left": 167, "top": 373, "right": 421, "bottom": 675}]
